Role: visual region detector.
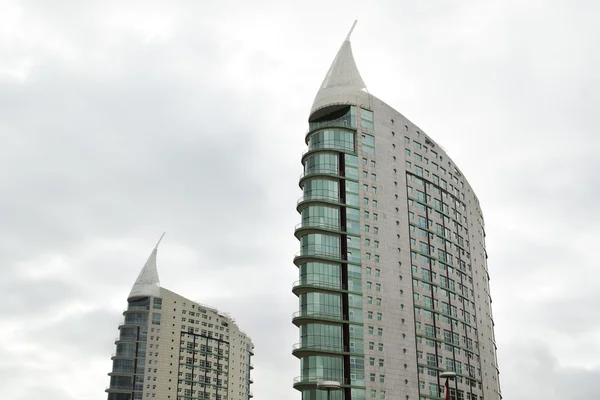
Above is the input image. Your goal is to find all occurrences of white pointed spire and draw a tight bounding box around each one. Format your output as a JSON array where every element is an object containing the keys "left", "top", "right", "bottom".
[
  {"left": 311, "top": 21, "right": 370, "bottom": 114},
  {"left": 128, "top": 234, "right": 164, "bottom": 300},
  {"left": 317, "top": 20, "right": 365, "bottom": 91}
]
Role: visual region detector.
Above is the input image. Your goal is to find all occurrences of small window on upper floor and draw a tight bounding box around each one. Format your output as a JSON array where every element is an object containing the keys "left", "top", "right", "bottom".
[
  {"left": 362, "top": 133, "right": 375, "bottom": 154},
  {"left": 361, "top": 108, "right": 374, "bottom": 129}
]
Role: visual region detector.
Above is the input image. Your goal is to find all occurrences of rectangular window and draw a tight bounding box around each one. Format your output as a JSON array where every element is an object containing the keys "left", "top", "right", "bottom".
[
  {"left": 375, "top": 255, "right": 380, "bottom": 263},
  {"left": 376, "top": 298, "right": 382, "bottom": 306},
  {"left": 368, "top": 326, "right": 374, "bottom": 335},
  {"left": 373, "top": 213, "right": 378, "bottom": 220},
  {"left": 378, "top": 343, "right": 384, "bottom": 351},
  {"left": 153, "top": 298, "right": 162, "bottom": 310},
  {"left": 369, "top": 342, "right": 375, "bottom": 350},
  {"left": 370, "top": 357, "right": 375, "bottom": 366},
  {"left": 370, "top": 373, "right": 376, "bottom": 382},
  {"left": 380, "top": 375, "right": 385, "bottom": 384},
  {"left": 377, "top": 312, "right": 382, "bottom": 321},
  {"left": 368, "top": 311, "right": 373, "bottom": 319},
  {"left": 379, "top": 359, "right": 384, "bottom": 367},
  {"left": 360, "top": 108, "right": 374, "bottom": 129},
  {"left": 362, "top": 132, "right": 375, "bottom": 154},
  {"left": 375, "top": 269, "right": 381, "bottom": 277},
  {"left": 374, "top": 241, "right": 379, "bottom": 248},
  {"left": 375, "top": 283, "right": 381, "bottom": 292},
  {"left": 377, "top": 327, "right": 383, "bottom": 336},
  {"left": 367, "top": 296, "right": 373, "bottom": 304}
]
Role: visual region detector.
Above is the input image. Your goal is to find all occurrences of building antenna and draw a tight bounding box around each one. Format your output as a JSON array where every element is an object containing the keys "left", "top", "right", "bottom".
[{"left": 346, "top": 20, "right": 358, "bottom": 41}]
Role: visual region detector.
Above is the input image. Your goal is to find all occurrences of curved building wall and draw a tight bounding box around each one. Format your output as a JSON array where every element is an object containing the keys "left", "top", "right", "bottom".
[{"left": 295, "top": 91, "right": 500, "bottom": 400}]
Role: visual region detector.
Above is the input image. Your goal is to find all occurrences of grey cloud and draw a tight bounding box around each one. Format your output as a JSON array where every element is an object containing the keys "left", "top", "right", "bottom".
[{"left": 1, "top": 1, "right": 599, "bottom": 400}]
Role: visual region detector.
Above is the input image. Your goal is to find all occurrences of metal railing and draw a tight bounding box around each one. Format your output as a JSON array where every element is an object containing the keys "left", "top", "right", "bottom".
[
  {"left": 294, "top": 249, "right": 343, "bottom": 262},
  {"left": 292, "top": 310, "right": 345, "bottom": 321},
  {"left": 297, "top": 193, "right": 343, "bottom": 206},
  {"left": 299, "top": 166, "right": 342, "bottom": 180},
  {"left": 292, "top": 342, "right": 348, "bottom": 353},
  {"left": 295, "top": 217, "right": 341, "bottom": 232},
  {"left": 308, "top": 116, "right": 355, "bottom": 132},
  {"left": 292, "top": 280, "right": 344, "bottom": 291},
  {"left": 293, "top": 376, "right": 349, "bottom": 385},
  {"left": 302, "top": 140, "right": 355, "bottom": 157}
]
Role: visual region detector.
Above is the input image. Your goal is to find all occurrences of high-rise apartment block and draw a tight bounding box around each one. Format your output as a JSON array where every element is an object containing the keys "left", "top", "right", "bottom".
[
  {"left": 106, "top": 238, "right": 254, "bottom": 400},
  {"left": 292, "top": 25, "right": 500, "bottom": 400}
]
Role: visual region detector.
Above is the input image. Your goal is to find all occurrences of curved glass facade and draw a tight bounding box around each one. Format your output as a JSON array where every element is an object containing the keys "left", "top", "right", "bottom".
[
  {"left": 294, "top": 105, "right": 365, "bottom": 399},
  {"left": 107, "top": 297, "right": 152, "bottom": 400}
]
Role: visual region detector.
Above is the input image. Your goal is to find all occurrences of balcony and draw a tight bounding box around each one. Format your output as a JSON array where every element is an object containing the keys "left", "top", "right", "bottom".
[
  {"left": 299, "top": 166, "right": 342, "bottom": 182},
  {"left": 294, "top": 218, "right": 343, "bottom": 237},
  {"left": 293, "top": 375, "right": 349, "bottom": 391},
  {"left": 292, "top": 310, "right": 347, "bottom": 326},
  {"left": 296, "top": 193, "right": 344, "bottom": 209},
  {"left": 292, "top": 342, "right": 352, "bottom": 358},
  {"left": 308, "top": 117, "right": 355, "bottom": 133},
  {"left": 301, "top": 141, "right": 355, "bottom": 158},
  {"left": 292, "top": 280, "right": 345, "bottom": 296},
  {"left": 125, "top": 306, "right": 149, "bottom": 311},
  {"left": 293, "top": 250, "right": 343, "bottom": 265}
]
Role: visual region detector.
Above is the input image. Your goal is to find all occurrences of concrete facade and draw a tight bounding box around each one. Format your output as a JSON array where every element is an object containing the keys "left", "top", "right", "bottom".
[
  {"left": 293, "top": 27, "right": 500, "bottom": 400},
  {"left": 106, "top": 243, "right": 254, "bottom": 400}
]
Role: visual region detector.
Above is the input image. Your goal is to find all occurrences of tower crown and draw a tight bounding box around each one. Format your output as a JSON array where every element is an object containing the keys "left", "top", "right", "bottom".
[
  {"left": 128, "top": 234, "right": 164, "bottom": 300},
  {"left": 310, "top": 20, "right": 369, "bottom": 116}
]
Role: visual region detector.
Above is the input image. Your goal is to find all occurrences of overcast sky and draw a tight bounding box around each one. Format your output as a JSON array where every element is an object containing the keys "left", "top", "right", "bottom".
[{"left": 0, "top": 0, "right": 598, "bottom": 399}]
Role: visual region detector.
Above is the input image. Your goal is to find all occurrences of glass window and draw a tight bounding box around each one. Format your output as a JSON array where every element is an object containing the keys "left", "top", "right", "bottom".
[
  {"left": 362, "top": 133, "right": 375, "bottom": 154},
  {"left": 360, "top": 108, "right": 374, "bottom": 129}
]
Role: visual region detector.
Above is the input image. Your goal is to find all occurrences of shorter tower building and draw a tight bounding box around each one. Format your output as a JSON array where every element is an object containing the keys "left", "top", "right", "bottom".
[{"left": 106, "top": 237, "right": 254, "bottom": 400}]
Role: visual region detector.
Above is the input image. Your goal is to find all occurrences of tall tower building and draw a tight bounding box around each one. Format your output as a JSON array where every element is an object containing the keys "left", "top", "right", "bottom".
[
  {"left": 293, "top": 23, "right": 500, "bottom": 400},
  {"left": 106, "top": 237, "right": 254, "bottom": 400}
]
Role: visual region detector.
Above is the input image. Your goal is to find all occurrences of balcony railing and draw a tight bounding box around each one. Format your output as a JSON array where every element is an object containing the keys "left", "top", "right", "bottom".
[
  {"left": 292, "top": 342, "right": 348, "bottom": 353},
  {"left": 292, "top": 280, "right": 344, "bottom": 291},
  {"left": 308, "top": 114, "right": 356, "bottom": 132},
  {"left": 302, "top": 141, "right": 355, "bottom": 157},
  {"left": 125, "top": 306, "right": 149, "bottom": 311},
  {"left": 292, "top": 310, "right": 345, "bottom": 322},
  {"left": 295, "top": 217, "right": 341, "bottom": 232},
  {"left": 299, "top": 166, "right": 342, "bottom": 180},
  {"left": 297, "top": 193, "right": 343, "bottom": 206},
  {"left": 293, "top": 375, "right": 349, "bottom": 385},
  {"left": 294, "top": 250, "right": 343, "bottom": 263}
]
